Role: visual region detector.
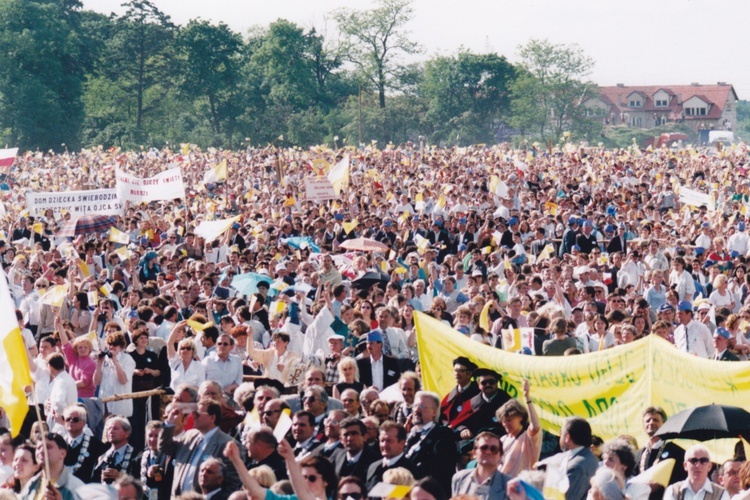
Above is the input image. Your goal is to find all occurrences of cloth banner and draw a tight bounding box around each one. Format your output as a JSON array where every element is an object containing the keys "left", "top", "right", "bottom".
[
  {"left": 414, "top": 311, "right": 750, "bottom": 457},
  {"left": 304, "top": 177, "right": 337, "bottom": 202},
  {"left": 679, "top": 186, "right": 713, "bottom": 209},
  {"left": 115, "top": 167, "right": 185, "bottom": 203},
  {"left": 25, "top": 189, "right": 122, "bottom": 217}
]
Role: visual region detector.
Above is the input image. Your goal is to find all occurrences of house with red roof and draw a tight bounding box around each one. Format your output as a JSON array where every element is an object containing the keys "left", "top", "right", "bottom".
[{"left": 582, "top": 83, "right": 738, "bottom": 131}]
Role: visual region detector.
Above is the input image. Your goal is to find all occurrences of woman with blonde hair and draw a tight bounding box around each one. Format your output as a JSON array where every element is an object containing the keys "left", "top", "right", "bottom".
[
  {"left": 56, "top": 316, "right": 97, "bottom": 398},
  {"left": 248, "top": 465, "right": 277, "bottom": 488},
  {"left": 333, "top": 357, "right": 364, "bottom": 400},
  {"left": 166, "top": 324, "right": 205, "bottom": 390},
  {"left": 709, "top": 274, "right": 736, "bottom": 311}
]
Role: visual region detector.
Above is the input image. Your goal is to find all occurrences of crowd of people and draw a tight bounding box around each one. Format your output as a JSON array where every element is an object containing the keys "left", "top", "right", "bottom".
[{"left": 0, "top": 140, "right": 748, "bottom": 499}]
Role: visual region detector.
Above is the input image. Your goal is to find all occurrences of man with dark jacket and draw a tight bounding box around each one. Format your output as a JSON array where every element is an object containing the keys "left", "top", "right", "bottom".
[
  {"left": 404, "top": 391, "right": 458, "bottom": 494},
  {"left": 332, "top": 418, "right": 380, "bottom": 483}
]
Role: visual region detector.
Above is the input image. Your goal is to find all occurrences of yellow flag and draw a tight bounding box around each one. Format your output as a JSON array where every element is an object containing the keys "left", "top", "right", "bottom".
[
  {"left": 342, "top": 220, "right": 358, "bottom": 235},
  {"left": 327, "top": 155, "right": 349, "bottom": 195},
  {"left": 186, "top": 320, "right": 213, "bottom": 332},
  {"left": 631, "top": 458, "right": 675, "bottom": 488},
  {"left": 0, "top": 269, "right": 32, "bottom": 435},
  {"left": 537, "top": 244, "right": 554, "bottom": 262},
  {"left": 437, "top": 195, "right": 446, "bottom": 208},
  {"left": 489, "top": 175, "right": 500, "bottom": 194},
  {"left": 415, "top": 193, "right": 423, "bottom": 202},
  {"left": 544, "top": 201, "right": 560, "bottom": 215},
  {"left": 181, "top": 143, "right": 190, "bottom": 156},
  {"left": 31, "top": 223, "right": 43, "bottom": 235},
  {"left": 215, "top": 159, "right": 228, "bottom": 181},
  {"left": 283, "top": 196, "right": 296, "bottom": 207},
  {"left": 109, "top": 227, "right": 130, "bottom": 245},
  {"left": 78, "top": 259, "right": 93, "bottom": 278},
  {"left": 40, "top": 285, "right": 68, "bottom": 307},
  {"left": 479, "top": 302, "right": 492, "bottom": 332}
]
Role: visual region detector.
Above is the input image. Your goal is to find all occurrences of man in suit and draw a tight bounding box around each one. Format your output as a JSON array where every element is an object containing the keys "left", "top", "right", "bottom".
[
  {"left": 451, "top": 368, "right": 511, "bottom": 438},
  {"left": 356, "top": 330, "right": 401, "bottom": 390},
  {"left": 228, "top": 223, "right": 246, "bottom": 251},
  {"left": 634, "top": 406, "right": 686, "bottom": 485},
  {"left": 559, "top": 217, "right": 579, "bottom": 257},
  {"left": 555, "top": 416, "right": 598, "bottom": 500},
  {"left": 606, "top": 223, "right": 628, "bottom": 254},
  {"left": 61, "top": 404, "right": 107, "bottom": 482},
  {"left": 451, "top": 431, "right": 511, "bottom": 499},
  {"left": 366, "top": 421, "right": 414, "bottom": 490},
  {"left": 405, "top": 391, "right": 458, "bottom": 495},
  {"left": 713, "top": 327, "right": 740, "bottom": 361},
  {"left": 159, "top": 397, "right": 244, "bottom": 497},
  {"left": 291, "top": 411, "right": 321, "bottom": 460},
  {"left": 244, "top": 426, "right": 288, "bottom": 481},
  {"left": 332, "top": 418, "right": 380, "bottom": 482},
  {"left": 440, "top": 356, "right": 479, "bottom": 427},
  {"left": 92, "top": 416, "right": 139, "bottom": 484},
  {"left": 199, "top": 458, "right": 233, "bottom": 500}
]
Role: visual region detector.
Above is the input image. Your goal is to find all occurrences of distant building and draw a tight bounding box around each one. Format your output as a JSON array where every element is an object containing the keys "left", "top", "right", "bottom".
[{"left": 582, "top": 83, "right": 738, "bottom": 131}]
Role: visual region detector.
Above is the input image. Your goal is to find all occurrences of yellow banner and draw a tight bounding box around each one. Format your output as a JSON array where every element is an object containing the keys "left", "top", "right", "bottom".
[{"left": 414, "top": 312, "right": 750, "bottom": 451}]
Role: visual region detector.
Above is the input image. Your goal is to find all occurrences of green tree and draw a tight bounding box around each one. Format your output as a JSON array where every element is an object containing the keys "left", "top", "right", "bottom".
[
  {"left": 509, "top": 38, "right": 598, "bottom": 141},
  {"left": 334, "top": 0, "right": 421, "bottom": 110},
  {"left": 104, "top": 0, "right": 175, "bottom": 139},
  {"left": 0, "top": 0, "right": 88, "bottom": 150},
  {"left": 422, "top": 51, "right": 516, "bottom": 145},
  {"left": 176, "top": 20, "right": 244, "bottom": 142}
]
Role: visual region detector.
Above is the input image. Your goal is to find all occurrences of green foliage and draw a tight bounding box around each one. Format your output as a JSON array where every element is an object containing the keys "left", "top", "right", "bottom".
[
  {"left": 0, "top": 0, "right": 87, "bottom": 151},
  {"left": 421, "top": 51, "right": 516, "bottom": 145},
  {"left": 0, "top": 2, "right": 674, "bottom": 151},
  {"left": 509, "top": 39, "right": 598, "bottom": 141}
]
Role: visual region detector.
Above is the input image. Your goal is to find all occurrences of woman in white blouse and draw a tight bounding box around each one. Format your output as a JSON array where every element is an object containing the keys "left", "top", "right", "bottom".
[
  {"left": 93, "top": 331, "right": 135, "bottom": 417},
  {"left": 166, "top": 322, "right": 206, "bottom": 390}
]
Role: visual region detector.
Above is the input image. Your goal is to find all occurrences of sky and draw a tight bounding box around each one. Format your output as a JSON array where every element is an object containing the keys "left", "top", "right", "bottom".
[{"left": 81, "top": 0, "right": 750, "bottom": 99}]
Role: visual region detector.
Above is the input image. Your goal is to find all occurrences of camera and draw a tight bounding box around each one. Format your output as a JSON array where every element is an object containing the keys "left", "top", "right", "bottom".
[
  {"left": 98, "top": 349, "right": 112, "bottom": 359},
  {"left": 97, "top": 313, "right": 108, "bottom": 322}
]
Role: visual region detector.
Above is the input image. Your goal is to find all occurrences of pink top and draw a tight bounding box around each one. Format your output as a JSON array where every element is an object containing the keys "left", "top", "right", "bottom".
[
  {"left": 500, "top": 428, "right": 543, "bottom": 477},
  {"left": 62, "top": 343, "right": 97, "bottom": 398}
]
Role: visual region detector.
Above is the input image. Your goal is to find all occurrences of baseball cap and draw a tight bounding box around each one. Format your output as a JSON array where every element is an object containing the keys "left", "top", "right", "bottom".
[
  {"left": 677, "top": 300, "right": 693, "bottom": 312},
  {"left": 366, "top": 330, "right": 384, "bottom": 343},
  {"left": 714, "top": 327, "right": 731, "bottom": 339},
  {"left": 658, "top": 303, "right": 674, "bottom": 312}
]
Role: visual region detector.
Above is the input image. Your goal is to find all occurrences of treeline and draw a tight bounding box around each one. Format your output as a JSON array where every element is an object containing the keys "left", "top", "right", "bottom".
[{"left": 0, "top": 0, "right": 601, "bottom": 151}]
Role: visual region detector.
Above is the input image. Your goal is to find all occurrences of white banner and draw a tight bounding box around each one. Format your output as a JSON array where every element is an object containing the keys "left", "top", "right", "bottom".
[
  {"left": 679, "top": 186, "right": 713, "bottom": 210},
  {"left": 305, "top": 177, "right": 336, "bottom": 202},
  {"left": 115, "top": 167, "right": 185, "bottom": 203},
  {"left": 25, "top": 189, "right": 122, "bottom": 217}
]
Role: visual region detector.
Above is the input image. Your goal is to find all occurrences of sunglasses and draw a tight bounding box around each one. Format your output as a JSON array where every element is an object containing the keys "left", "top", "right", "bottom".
[
  {"left": 217, "top": 342, "right": 231, "bottom": 346},
  {"left": 688, "top": 457, "right": 710, "bottom": 465},
  {"left": 478, "top": 445, "right": 500, "bottom": 454},
  {"left": 261, "top": 409, "right": 282, "bottom": 417},
  {"left": 303, "top": 475, "right": 320, "bottom": 483},
  {"left": 480, "top": 380, "right": 498, "bottom": 386},
  {"left": 338, "top": 493, "right": 363, "bottom": 500},
  {"left": 64, "top": 417, "right": 82, "bottom": 423}
]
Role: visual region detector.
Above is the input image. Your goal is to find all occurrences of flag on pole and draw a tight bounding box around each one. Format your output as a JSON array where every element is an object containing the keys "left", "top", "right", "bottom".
[
  {"left": 202, "top": 159, "right": 228, "bottom": 184},
  {"left": 0, "top": 271, "right": 33, "bottom": 435},
  {"left": 0, "top": 148, "right": 18, "bottom": 168},
  {"left": 327, "top": 155, "right": 349, "bottom": 195},
  {"left": 109, "top": 227, "right": 130, "bottom": 245}
]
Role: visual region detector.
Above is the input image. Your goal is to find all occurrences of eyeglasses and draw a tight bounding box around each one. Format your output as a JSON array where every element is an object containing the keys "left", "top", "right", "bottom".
[
  {"left": 480, "top": 380, "right": 498, "bottom": 386},
  {"left": 179, "top": 347, "right": 193, "bottom": 351},
  {"left": 217, "top": 342, "right": 231, "bottom": 346},
  {"left": 304, "top": 396, "right": 317, "bottom": 402},
  {"left": 687, "top": 457, "right": 710, "bottom": 465},
  {"left": 338, "top": 493, "right": 363, "bottom": 500},
  {"left": 478, "top": 444, "right": 500, "bottom": 454},
  {"left": 64, "top": 416, "right": 82, "bottom": 423},
  {"left": 261, "top": 409, "right": 282, "bottom": 417},
  {"left": 303, "top": 475, "right": 320, "bottom": 483}
]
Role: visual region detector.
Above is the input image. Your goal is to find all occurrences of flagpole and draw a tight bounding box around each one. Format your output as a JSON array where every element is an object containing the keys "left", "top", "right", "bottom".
[{"left": 32, "top": 395, "right": 52, "bottom": 483}]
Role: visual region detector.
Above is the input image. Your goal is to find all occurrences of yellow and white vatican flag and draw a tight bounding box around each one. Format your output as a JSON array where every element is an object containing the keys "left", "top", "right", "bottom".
[
  {"left": 203, "top": 158, "right": 228, "bottom": 184},
  {"left": 327, "top": 155, "right": 349, "bottom": 194},
  {"left": 0, "top": 271, "right": 32, "bottom": 435},
  {"left": 109, "top": 227, "right": 130, "bottom": 245}
]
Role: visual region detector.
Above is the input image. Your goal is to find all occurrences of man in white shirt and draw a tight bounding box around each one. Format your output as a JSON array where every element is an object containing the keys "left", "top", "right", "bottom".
[
  {"left": 376, "top": 307, "right": 409, "bottom": 359},
  {"left": 728, "top": 222, "right": 750, "bottom": 257},
  {"left": 664, "top": 444, "right": 730, "bottom": 500},
  {"left": 674, "top": 301, "right": 714, "bottom": 359},
  {"left": 45, "top": 353, "right": 78, "bottom": 426},
  {"left": 202, "top": 334, "right": 243, "bottom": 395}
]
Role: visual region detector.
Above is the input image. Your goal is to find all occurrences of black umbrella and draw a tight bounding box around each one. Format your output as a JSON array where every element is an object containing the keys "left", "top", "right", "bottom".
[
  {"left": 352, "top": 271, "right": 391, "bottom": 290},
  {"left": 653, "top": 404, "right": 750, "bottom": 441}
]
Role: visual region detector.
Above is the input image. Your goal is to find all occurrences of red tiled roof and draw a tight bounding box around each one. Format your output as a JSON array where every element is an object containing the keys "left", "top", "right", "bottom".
[{"left": 595, "top": 84, "right": 737, "bottom": 120}]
